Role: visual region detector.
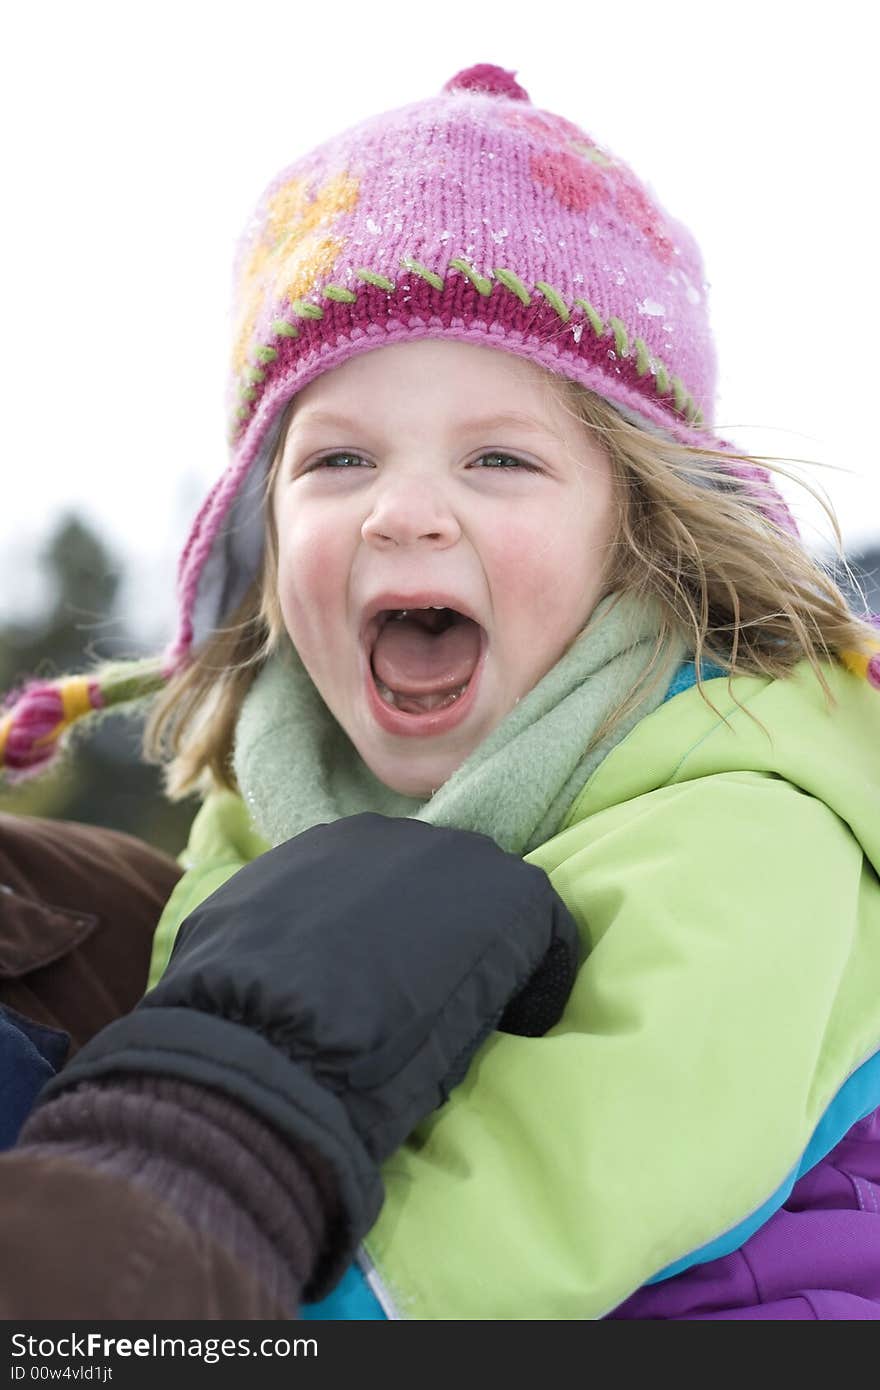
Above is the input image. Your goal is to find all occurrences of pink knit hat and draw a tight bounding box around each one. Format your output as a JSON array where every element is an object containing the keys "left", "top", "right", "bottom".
[{"left": 167, "top": 62, "right": 793, "bottom": 673}]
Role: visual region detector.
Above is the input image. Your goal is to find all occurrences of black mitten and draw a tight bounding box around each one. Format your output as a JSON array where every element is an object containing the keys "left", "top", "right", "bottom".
[{"left": 38, "top": 814, "right": 580, "bottom": 1295}]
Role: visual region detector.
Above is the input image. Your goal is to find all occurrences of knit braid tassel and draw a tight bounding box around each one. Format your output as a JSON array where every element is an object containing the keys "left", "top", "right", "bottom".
[
  {"left": 0, "top": 659, "right": 166, "bottom": 783},
  {"left": 839, "top": 615, "right": 880, "bottom": 689},
  {"left": 842, "top": 651, "right": 880, "bottom": 689}
]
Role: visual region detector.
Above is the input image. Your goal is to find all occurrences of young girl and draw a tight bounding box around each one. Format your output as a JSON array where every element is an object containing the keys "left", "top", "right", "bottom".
[{"left": 3, "top": 63, "right": 880, "bottom": 1320}]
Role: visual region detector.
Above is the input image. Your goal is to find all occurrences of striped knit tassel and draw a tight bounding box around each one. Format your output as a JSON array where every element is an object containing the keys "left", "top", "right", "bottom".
[{"left": 0, "top": 659, "right": 166, "bottom": 784}]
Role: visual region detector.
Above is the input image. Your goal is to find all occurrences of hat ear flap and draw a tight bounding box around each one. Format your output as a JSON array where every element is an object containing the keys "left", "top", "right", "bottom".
[{"left": 0, "top": 659, "right": 166, "bottom": 783}]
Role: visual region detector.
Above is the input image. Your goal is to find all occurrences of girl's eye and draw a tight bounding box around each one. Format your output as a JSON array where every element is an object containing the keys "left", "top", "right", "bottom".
[
  {"left": 305, "top": 451, "right": 538, "bottom": 473},
  {"left": 473, "top": 452, "right": 538, "bottom": 472},
  {"left": 311, "top": 452, "right": 370, "bottom": 470}
]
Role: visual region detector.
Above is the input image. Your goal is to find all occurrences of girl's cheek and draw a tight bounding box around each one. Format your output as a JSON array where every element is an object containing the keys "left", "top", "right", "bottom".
[
  {"left": 486, "top": 520, "right": 561, "bottom": 583},
  {"left": 278, "top": 508, "right": 345, "bottom": 581}
]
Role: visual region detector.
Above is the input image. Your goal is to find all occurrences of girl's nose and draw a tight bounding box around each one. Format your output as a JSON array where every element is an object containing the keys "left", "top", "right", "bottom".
[{"left": 361, "top": 476, "right": 462, "bottom": 549}]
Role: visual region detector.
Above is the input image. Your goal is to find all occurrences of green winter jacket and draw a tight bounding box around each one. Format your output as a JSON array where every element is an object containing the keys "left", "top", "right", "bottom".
[{"left": 150, "top": 658, "right": 880, "bottom": 1319}]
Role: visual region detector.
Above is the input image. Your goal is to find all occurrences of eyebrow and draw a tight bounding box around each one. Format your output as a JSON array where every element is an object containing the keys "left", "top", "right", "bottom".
[{"left": 289, "top": 408, "right": 557, "bottom": 437}]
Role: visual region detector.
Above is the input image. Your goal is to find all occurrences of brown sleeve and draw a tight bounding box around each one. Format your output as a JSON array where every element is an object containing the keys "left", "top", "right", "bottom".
[
  {"left": 0, "top": 1152, "right": 289, "bottom": 1319},
  {"left": 16, "top": 1078, "right": 340, "bottom": 1317},
  {"left": 0, "top": 814, "right": 182, "bottom": 1054},
  {"left": 3, "top": 1076, "right": 341, "bottom": 1319}
]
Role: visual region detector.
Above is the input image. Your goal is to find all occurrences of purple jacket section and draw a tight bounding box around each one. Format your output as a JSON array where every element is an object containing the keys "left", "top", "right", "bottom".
[{"left": 608, "top": 1102, "right": 880, "bottom": 1319}]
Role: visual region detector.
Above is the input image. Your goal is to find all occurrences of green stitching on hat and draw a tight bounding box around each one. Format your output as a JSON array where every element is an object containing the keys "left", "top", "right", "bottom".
[
  {"left": 231, "top": 266, "right": 705, "bottom": 438},
  {"left": 355, "top": 268, "right": 396, "bottom": 291},
  {"left": 573, "top": 298, "right": 604, "bottom": 337},
  {"left": 493, "top": 268, "right": 531, "bottom": 304},
  {"left": 290, "top": 299, "right": 324, "bottom": 319},
  {"left": 535, "top": 281, "right": 570, "bottom": 321},
  {"left": 400, "top": 257, "right": 444, "bottom": 290},
  {"left": 608, "top": 317, "right": 629, "bottom": 357},
  {"left": 324, "top": 284, "right": 358, "bottom": 303},
  {"left": 449, "top": 259, "right": 493, "bottom": 296}
]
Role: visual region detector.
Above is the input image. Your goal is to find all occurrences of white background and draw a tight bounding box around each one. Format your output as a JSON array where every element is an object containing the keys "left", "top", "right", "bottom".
[{"left": 2, "top": 0, "right": 877, "bottom": 646}]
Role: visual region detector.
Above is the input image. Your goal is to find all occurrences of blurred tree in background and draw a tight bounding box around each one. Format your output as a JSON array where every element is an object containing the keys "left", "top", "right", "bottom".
[{"left": 0, "top": 515, "right": 197, "bottom": 857}]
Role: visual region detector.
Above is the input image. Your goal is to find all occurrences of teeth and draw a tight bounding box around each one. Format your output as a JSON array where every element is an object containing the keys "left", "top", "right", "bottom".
[
  {"left": 389, "top": 606, "right": 448, "bottom": 619},
  {"left": 375, "top": 678, "right": 468, "bottom": 712}
]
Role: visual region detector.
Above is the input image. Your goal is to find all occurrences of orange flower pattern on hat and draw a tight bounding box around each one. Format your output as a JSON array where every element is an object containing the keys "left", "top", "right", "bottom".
[{"left": 232, "top": 170, "right": 360, "bottom": 376}]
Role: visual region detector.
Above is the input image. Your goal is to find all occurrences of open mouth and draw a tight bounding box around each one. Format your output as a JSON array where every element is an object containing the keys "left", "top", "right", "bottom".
[{"left": 368, "top": 607, "right": 483, "bottom": 716}]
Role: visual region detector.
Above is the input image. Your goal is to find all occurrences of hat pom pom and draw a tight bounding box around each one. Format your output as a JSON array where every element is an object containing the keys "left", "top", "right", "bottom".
[
  {"left": 443, "top": 64, "right": 530, "bottom": 102},
  {"left": 0, "top": 677, "right": 104, "bottom": 783}
]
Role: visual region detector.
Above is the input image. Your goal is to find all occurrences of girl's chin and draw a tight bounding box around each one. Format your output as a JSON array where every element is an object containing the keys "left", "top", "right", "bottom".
[{"left": 358, "top": 749, "right": 459, "bottom": 799}]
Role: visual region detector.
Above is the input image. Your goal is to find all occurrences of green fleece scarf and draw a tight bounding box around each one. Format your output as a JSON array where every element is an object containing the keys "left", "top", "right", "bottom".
[{"left": 233, "top": 592, "right": 687, "bottom": 856}]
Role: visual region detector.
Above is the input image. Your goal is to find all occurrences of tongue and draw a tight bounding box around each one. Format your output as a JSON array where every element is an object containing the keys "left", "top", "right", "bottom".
[{"left": 372, "top": 615, "right": 481, "bottom": 695}]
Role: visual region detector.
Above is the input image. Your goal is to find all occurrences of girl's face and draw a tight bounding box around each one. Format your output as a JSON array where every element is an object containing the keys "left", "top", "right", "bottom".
[{"left": 272, "top": 339, "right": 615, "bottom": 797}]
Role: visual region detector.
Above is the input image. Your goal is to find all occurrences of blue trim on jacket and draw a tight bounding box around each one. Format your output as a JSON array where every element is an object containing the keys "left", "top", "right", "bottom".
[
  {"left": 302, "top": 1262, "right": 387, "bottom": 1320},
  {"left": 663, "top": 657, "right": 727, "bottom": 698},
  {"left": 649, "top": 1047, "right": 880, "bottom": 1283}
]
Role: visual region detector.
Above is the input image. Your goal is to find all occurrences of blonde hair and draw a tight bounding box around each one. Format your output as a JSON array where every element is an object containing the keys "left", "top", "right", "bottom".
[{"left": 144, "top": 381, "right": 877, "bottom": 800}]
